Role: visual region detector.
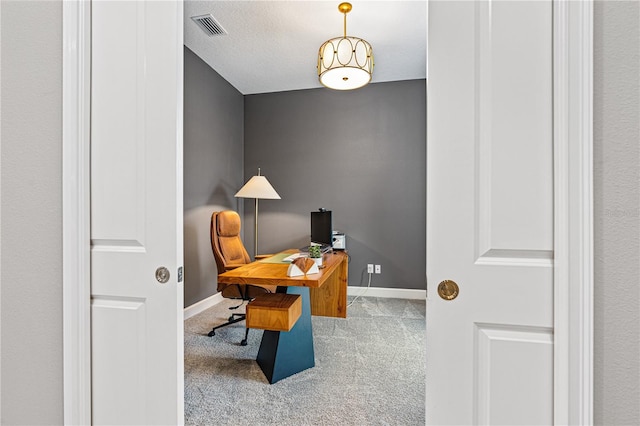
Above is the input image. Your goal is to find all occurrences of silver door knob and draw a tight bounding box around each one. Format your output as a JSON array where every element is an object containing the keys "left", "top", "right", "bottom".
[{"left": 155, "top": 267, "right": 170, "bottom": 284}]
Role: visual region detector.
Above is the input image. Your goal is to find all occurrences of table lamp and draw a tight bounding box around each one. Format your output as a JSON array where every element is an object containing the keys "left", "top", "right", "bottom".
[{"left": 235, "top": 168, "right": 281, "bottom": 258}]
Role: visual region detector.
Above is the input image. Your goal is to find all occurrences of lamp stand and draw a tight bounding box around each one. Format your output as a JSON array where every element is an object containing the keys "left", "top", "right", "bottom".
[{"left": 253, "top": 197, "right": 259, "bottom": 258}]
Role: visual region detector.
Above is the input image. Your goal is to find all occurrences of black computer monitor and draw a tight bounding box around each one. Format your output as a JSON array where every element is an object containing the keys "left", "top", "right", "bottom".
[{"left": 311, "top": 210, "right": 333, "bottom": 247}]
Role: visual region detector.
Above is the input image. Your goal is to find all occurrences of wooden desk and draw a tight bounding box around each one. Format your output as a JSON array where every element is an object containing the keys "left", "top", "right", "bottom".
[
  {"left": 217, "top": 250, "right": 348, "bottom": 383},
  {"left": 218, "top": 250, "right": 348, "bottom": 318}
]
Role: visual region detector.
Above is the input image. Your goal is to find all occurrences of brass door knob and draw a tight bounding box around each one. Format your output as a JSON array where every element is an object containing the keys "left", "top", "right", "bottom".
[{"left": 438, "top": 280, "right": 459, "bottom": 301}]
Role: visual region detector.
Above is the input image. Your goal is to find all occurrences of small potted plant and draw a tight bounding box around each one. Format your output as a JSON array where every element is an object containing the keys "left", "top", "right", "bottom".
[{"left": 308, "top": 245, "right": 323, "bottom": 266}]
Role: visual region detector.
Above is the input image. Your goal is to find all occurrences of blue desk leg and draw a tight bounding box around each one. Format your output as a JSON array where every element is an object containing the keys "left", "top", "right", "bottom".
[{"left": 256, "top": 286, "right": 315, "bottom": 384}]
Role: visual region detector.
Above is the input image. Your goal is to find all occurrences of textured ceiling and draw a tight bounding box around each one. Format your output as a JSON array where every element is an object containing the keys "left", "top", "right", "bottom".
[{"left": 184, "top": 1, "right": 427, "bottom": 95}]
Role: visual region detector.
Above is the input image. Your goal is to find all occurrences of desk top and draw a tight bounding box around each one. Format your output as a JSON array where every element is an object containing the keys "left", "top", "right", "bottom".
[{"left": 218, "top": 250, "right": 348, "bottom": 288}]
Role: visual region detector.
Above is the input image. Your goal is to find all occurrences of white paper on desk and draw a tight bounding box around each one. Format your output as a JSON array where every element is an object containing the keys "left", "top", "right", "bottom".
[{"left": 287, "top": 262, "right": 319, "bottom": 277}]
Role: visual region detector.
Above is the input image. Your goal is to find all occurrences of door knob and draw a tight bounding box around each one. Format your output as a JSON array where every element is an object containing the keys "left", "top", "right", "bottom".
[
  {"left": 438, "top": 280, "right": 459, "bottom": 301},
  {"left": 155, "top": 266, "right": 170, "bottom": 284}
]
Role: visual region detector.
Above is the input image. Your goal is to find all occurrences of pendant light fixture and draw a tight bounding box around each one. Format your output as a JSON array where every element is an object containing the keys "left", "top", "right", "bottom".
[{"left": 317, "top": 2, "right": 374, "bottom": 90}]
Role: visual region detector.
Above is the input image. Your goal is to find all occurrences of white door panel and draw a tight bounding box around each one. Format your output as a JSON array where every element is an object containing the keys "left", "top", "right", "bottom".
[
  {"left": 427, "top": 1, "right": 554, "bottom": 424},
  {"left": 91, "top": 1, "right": 184, "bottom": 424},
  {"left": 475, "top": 324, "right": 553, "bottom": 425},
  {"left": 475, "top": 0, "right": 553, "bottom": 260}
]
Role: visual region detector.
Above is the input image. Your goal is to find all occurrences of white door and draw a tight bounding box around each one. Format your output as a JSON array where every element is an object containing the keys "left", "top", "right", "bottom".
[
  {"left": 90, "top": 1, "right": 184, "bottom": 424},
  {"left": 426, "top": 1, "right": 554, "bottom": 424}
]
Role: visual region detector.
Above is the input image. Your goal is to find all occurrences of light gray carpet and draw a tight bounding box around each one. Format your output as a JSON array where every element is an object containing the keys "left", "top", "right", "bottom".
[{"left": 184, "top": 296, "right": 426, "bottom": 425}]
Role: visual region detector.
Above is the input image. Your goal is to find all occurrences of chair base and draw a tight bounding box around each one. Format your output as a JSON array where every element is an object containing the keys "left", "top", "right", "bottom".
[{"left": 207, "top": 314, "right": 250, "bottom": 346}]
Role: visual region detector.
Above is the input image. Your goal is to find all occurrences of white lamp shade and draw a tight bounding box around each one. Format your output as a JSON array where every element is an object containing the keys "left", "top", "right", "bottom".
[{"left": 234, "top": 175, "right": 281, "bottom": 199}]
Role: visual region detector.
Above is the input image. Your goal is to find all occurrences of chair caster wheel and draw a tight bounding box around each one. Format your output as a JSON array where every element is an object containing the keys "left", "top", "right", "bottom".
[
  {"left": 228, "top": 316, "right": 235, "bottom": 322},
  {"left": 208, "top": 330, "right": 215, "bottom": 337},
  {"left": 240, "top": 339, "right": 248, "bottom": 346}
]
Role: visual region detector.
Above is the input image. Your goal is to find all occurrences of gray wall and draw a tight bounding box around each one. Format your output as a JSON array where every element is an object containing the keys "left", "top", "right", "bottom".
[
  {"left": 1, "top": 1, "right": 64, "bottom": 424},
  {"left": 183, "top": 47, "right": 245, "bottom": 307},
  {"left": 0, "top": 2, "right": 638, "bottom": 424},
  {"left": 243, "top": 81, "right": 426, "bottom": 289},
  {"left": 593, "top": 1, "right": 640, "bottom": 424}
]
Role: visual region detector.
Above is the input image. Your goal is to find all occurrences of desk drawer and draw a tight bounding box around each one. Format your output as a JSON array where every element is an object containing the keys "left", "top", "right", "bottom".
[{"left": 246, "top": 293, "right": 301, "bottom": 332}]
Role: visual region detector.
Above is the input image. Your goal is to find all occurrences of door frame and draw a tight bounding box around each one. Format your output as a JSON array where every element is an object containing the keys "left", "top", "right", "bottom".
[
  {"left": 551, "top": 1, "right": 594, "bottom": 424},
  {"left": 62, "top": 0, "right": 91, "bottom": 424},
  {"left": 62, "top": 1, "right": 593, "bottom": 424}
]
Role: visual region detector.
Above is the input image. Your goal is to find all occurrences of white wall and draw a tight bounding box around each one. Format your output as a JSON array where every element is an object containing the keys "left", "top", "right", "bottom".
[
  {"left": 0, "top": 1, "right": 64, "bottom": 424},
  {"left": 593, "top": 1, "right": 640, "bottom": 424},
  {"left": 0, "top": 1, "right": 3, "bottom": 420}
]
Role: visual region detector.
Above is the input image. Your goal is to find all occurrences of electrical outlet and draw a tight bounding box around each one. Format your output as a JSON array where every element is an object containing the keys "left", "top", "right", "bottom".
[
  {"left": 375, "top": 264, "right": 381, "bottom": 274},
  {"left": 367, "top": 264, "right": 374, "bottom": 274}
]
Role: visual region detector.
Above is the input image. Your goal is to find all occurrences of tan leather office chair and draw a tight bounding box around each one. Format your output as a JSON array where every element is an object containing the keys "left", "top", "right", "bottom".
[{"left": 207, "top": 210, "right": 276, "bottom": 345}]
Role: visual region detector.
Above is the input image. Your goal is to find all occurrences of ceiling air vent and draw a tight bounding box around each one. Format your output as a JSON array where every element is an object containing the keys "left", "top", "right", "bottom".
[{"left": 191, "top": 14, "right": 227, "bottom": 37}]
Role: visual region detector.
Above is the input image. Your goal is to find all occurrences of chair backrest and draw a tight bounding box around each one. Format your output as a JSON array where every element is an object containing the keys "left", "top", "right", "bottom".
[{"left": 210, "top": 210, "right": 252, "bottom": 273}]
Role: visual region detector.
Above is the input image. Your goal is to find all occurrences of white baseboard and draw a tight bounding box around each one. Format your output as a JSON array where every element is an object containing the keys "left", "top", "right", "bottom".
[
  {"left": 184, "top": 293, "right": 224, "bottom": 320},
  {"left": 347, "top": 286, "right": 426, "bottom": 300}
]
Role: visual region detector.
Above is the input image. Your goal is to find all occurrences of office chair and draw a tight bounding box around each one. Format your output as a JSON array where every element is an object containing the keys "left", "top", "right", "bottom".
[{"left": 208, "top": 210, "right": 276, "bottom": 345}]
